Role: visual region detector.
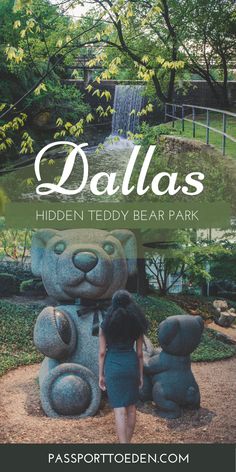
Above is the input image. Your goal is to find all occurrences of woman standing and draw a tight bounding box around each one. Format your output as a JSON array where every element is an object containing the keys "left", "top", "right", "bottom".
[{"left": 99, "top": 290, "right": 148, "bottom": 443}]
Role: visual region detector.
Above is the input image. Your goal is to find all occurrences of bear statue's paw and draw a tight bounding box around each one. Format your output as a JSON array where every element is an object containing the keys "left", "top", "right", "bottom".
[
  {"left": 54, "top": 310, "right": 72, "bottom": 345},
  {"left": 34, "top": 307, "right": 76, "bottom": 360},
  {"left": 51, "top": 374, "right": 91, "bottom": 415},
  {"left": 152, "top": 383, "right": 182, "bottom": 419},
  {"left": 184, "top": 386, "right": 200, "bottom": 409},
  {"left": 40, "top": 363, "right": 101, "bottom": 418}
]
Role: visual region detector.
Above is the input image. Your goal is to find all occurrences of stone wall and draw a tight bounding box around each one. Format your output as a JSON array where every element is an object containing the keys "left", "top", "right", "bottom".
[
  {"left": 158, "top": 134, "right": 219, "bottom": 158},
  {"left": 63, "top": 79, "right": 236, "bottom": 122}
]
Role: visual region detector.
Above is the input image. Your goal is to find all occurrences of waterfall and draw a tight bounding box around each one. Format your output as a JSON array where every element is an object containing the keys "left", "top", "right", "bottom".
[{"left": 112, "top": 85, "right": 144, "bottom": 136}]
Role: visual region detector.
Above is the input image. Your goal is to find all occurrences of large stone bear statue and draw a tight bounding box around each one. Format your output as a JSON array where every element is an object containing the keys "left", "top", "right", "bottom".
[
  {"left": 32, "top": 228, "right": 155, "bottom": 418},
  {"left": 144, "top": 315, "right": 204, "bottom": 419}
]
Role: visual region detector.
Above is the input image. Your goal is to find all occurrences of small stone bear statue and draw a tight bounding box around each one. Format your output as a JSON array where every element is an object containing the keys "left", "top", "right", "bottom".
[
  {"left": 32, "top": 228, "right": 155, "bottom": 419},
  {"left": 144, "top": 314, "right": 204, "bottom": 419}
]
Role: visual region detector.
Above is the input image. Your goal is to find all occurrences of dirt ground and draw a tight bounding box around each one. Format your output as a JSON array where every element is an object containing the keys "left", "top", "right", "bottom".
[{"left": 0, "top": 358, "right": 236, "bottom": 444}]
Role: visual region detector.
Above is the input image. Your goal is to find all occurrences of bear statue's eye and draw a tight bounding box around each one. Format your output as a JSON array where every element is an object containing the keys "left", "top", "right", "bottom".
[
  {"left": 103, "top": 242, "right": 115, "bottom": 255},
  {"left": 54, "top": 241, "right": 66, "bottom": 255}
]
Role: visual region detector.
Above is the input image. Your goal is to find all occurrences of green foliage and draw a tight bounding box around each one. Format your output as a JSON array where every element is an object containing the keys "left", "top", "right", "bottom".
[
  {"left": 0, "top": 187, "right": 8, "bottom": 214},
  {"left": 70, "top": 0, "right": 234, "bottom": 107},
  {"left": 0, "top": 296, "right": 234, "bottom": 377},
  {"left": 191, "top": 329, "right": 236, "bottom": 362},
  {"left": 83, "top": 0, "right": 186, "bottom": 102},
  {"left": 135, "top": 293, "right": 184, "bottom": 318},
  {"left": 164, "top": 114, "right": 236, "bottom": 160},
  {"left": 134, "top": 294, "right": 236, "bottom": 361},
  {"left": 0, "top": 300, "right": 43, "bottom": 376},
  {"left": 0, "top": 261, "right": 32, "bottom": 281},
  {"left": 0, "top": 272, "right": 20, "bottom": 295},
  {"left": 217, "top": 292, "right": 236, "bottom": 302},
  {"left": 210, "top": 245, "right": 236, "bottom": 283},
  {"left": 0, "top": 229, "right": 33, "bottom": 262},
  {"left": 1, "top": 0, "right": 234, "bottom": 157},
  {"left": 179, "top": 0, "right": 236, "bottom": 98},
  {"left": 27, "top": 81, "right": 90, "bottom": 124},
  {"left": 168, "top": 294, "right": 219, "bottom": 321},
  {"left": 0, "top": 172, "right": 32, "bottom": 200},
  {"left": 131, "top": 121, "right": 236, "bottom": 213},
  {"left": 20, "top": 278, "right": 45, "bottom": 294},
  {"left": 0, "top": 0, "right": 90, "bottom": 159},
  {"left": 138, "top": 122, "right": 178, "bottom": 146}
]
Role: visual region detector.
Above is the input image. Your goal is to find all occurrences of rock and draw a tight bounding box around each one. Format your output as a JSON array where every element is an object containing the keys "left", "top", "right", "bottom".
[
  {"left": 217, "top": 311, "right": 236, "bottom": 328},
  {"left": 213, "top": 300, "right": 228, "bottom": 312},
  {"left": 213, "top": 300, "right": 236, "bottom": 327}
]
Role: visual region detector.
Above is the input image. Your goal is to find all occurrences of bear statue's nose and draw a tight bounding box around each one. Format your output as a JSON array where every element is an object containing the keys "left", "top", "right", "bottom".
[{"left": 72, "top": 251, "right": 98, "bottom": 272}]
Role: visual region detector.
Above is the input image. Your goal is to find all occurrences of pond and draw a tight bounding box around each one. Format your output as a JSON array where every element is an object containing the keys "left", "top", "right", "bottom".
[
  {"left": 0, "top": 85, "right": 145, "bottom": 204},
  {"left": 0, "top": 135, "right": 136, "bottom": 204}
]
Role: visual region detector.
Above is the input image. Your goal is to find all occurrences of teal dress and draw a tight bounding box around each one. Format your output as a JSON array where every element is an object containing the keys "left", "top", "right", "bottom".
[{"left": 101, "top": 323, "right": 140, "bottom": 408}]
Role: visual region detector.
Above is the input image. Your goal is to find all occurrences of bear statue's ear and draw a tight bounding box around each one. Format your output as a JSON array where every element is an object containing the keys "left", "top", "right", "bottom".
[
  {"left": 110, "top": 229, "right": 137, "bottom": 275},
  {"left": 158, "top": 317, "right": 179, "bottom": 346},
  {"left": 196, "top": 315, "right": 204, "bottom": 333},
  {"left": 31, "top": 229, "right": 59, "bottom": 276}
]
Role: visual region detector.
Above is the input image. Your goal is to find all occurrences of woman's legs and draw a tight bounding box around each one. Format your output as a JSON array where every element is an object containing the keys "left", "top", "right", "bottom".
[
  {"left": 114, "top": 407, "right": 127, "bottom": 443},
  {"left": 113, "top": 404, "right": 137, "bottom": 443},
  {"left": 126, "top": 404, "right": 136, "bottom": 443}
]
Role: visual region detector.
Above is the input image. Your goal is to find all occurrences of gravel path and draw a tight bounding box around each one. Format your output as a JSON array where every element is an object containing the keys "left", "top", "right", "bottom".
[{"left": 0, "top": 358, "right": 236, "bottom": 444}]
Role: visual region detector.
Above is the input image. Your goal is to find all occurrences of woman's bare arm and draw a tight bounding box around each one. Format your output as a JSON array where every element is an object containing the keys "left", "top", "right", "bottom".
[
  {"left": 136, "top": 335, "right": 144, "bottom": 388},
  {"left": 98, "top": 327, "right": 107, "bottom": 391}
]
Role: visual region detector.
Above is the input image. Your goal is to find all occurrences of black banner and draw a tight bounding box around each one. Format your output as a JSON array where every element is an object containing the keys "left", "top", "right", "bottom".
[{"left": 0, "top": 444, "right": 235, "bottom": 472}]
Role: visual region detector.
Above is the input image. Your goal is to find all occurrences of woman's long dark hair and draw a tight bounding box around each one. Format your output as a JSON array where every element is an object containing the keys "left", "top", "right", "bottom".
[{"left": 102, "top": 290, "right": 148, "bottom": 343}]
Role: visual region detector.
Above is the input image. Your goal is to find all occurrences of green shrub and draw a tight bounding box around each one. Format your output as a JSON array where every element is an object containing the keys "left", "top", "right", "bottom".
[
  {"left": 218, "top": 291, "right": 236, "bottom": 302},
  {"left": 134, "top": 294, "right": 185, "bottom": 346},
  {"left": 0, "top": 296, "right": 235, "bottom": 377},
  {"left": 192, "top": 329, "right": 236, "bottom": 362},
  {"left": 0, "top": 272, "right": 20, "bottom": 296},
  {"left": 0, "top": 300, "right": 44, "bottom": 376},
  {"left": 134, "top": 294, "right": 236, "bottom": 362},
  {"left": 20, "top": 278, "right": 45, "bottom": 294},
  {"left": 139, "top": 122, "right": 177, "bottom": 146},
  {"left": 0, "top": 262, "right": 32, "bottom": 281}
]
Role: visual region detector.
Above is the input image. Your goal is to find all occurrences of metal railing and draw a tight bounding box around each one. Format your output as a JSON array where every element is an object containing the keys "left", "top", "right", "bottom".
[{"left": 164, "top": 103, "right": 236, "bottom": 156}]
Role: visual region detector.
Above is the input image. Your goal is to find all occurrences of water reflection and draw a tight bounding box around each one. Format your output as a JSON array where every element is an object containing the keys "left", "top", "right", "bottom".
[{"left": 0, "top": 138, "right": 134, "bottom": 204}]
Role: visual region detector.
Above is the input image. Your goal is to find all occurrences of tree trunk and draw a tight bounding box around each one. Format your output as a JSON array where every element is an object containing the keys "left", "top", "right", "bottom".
[
  {"left": 133, "top": 229, "right": 149, "bottom": 296},
  {"left": 219, "top": 50, "right": 230, "bottom": 108},
  {"left": 158, "top": 286, "right": 168, "bottom": 296},
  {"left": 137, "top": 257, "right": 149, "bottom": 295}
]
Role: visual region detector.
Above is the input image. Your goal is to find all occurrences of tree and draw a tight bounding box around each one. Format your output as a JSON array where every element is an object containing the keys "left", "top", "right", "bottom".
[
  {"left": 48, "top": 0, "right": 235, "bottom": 108},
  {"left": 1, "top": 0, "right": 235, "bottom": 158},
  {"left": 0, "top": 228, "right": 33, "bottom": 264},
  {"left": 87, "top": 0, "right": 236, "bottom": 107},
  {"left": 1, "top": 0, "right": 186, "bottom": 120},
  {"left": 81, "top": 0, "right": 186, "bottom": 103},
  {"left": 0, "top": 0, "right": 91, "bottom": 159},
  {"left": 144, "top": 229, "right": 230, "bottom": 295},
  {"left": 210, "top": 240, "right": 236, "bottom": 284},
  {"left": 178, "top": 0, "right": 236, "bottom": 107}
]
